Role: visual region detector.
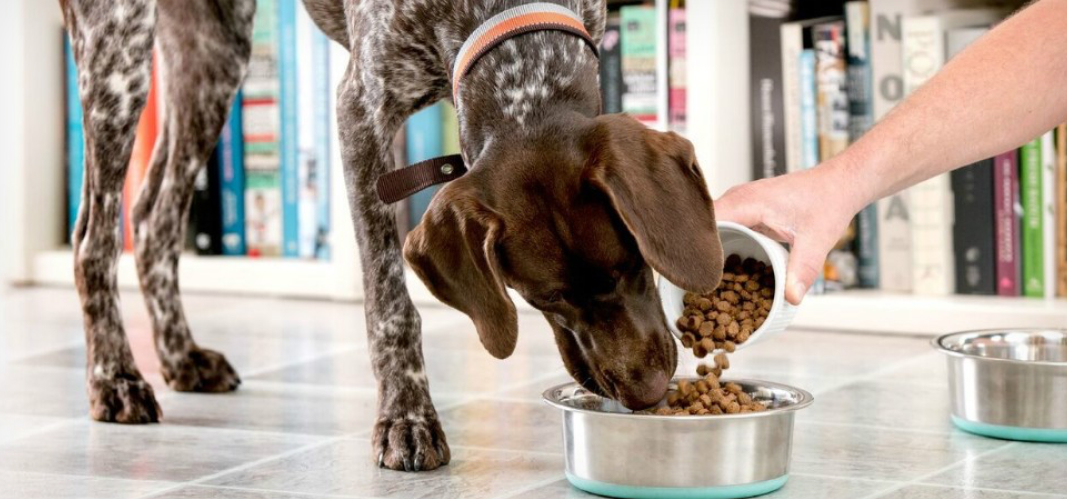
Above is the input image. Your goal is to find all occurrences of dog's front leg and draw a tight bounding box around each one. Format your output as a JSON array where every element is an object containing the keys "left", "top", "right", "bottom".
[{"left": 336, "top": 65, "right": 450, "bottom": 472}]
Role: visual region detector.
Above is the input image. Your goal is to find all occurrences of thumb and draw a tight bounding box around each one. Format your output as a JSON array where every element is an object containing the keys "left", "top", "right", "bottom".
[
  {"left": 714, "top": 187, "right": 762, "bottom": 228},
  {"left": 783, "top": 236, "right": 830, "bottom": 306}
]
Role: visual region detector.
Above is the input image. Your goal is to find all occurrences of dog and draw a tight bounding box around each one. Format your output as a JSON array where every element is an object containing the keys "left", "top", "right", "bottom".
[{"left": 60, "top": 0, "right": 723, "bottom": 472}]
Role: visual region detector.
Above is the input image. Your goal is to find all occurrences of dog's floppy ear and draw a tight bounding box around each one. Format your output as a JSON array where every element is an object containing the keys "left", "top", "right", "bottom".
[
  {"left": 404, "top": 186, "right": 517, "bottom": 359},
  {"left": 585, "top": 114, "right": 724, "bottom": 293}
]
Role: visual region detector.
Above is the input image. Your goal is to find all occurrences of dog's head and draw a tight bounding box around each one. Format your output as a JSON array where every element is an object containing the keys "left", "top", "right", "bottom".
[{"left": 404, "top": 114, "right": 723, "bottom": 410}]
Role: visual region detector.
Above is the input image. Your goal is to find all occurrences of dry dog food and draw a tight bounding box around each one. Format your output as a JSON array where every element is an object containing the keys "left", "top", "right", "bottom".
[
  {"left": 676, "top": 254, "right": 774, "bottom": 358},
  {"left": 647, "top": 254, "right": 775, "bottom": 416}
]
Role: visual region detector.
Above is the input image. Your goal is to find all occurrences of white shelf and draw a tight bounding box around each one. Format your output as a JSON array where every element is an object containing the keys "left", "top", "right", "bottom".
[{"left": 32, "top": 250, "right": 360, "bottom": 300}]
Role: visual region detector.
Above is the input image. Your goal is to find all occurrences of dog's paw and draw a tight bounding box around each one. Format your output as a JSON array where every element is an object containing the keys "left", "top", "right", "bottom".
[
  {"left": 163, "top": 348, "right": 241, "bottom": 393},
  {"left": 373, "top": 412, "right": 451, "bottom": 472},
  {"left": 88, "top": 375, "right": 162, "bottom": 424}
]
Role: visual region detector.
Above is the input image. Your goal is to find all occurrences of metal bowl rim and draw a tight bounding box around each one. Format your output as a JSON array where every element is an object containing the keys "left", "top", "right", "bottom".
[
  {"left": 541, "top": 378, "right": 814, "bottom": 420},
  {"left": 931, "top": 328, "right": 1067, "bottom": 366}
]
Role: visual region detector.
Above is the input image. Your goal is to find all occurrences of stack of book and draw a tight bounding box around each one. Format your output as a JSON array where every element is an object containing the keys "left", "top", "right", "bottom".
[{"left": 749, "top": 0, "right": 1065, "bottom": 298}]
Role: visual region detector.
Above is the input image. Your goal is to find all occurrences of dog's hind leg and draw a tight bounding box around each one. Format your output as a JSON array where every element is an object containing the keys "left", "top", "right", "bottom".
[
  {"left": 61, "top": 0, "right": 161, "bottom": 423},
  {"left": 131, "top": 0, "right": 255, "bottom": 392}
]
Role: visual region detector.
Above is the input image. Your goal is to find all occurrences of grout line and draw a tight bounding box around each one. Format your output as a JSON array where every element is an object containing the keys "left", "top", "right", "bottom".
[
  {"left": 878, "top": 481, "right": 1067, "bottom": 498},
  {"left": 0, "top": 418, "right": 86, "bottom": 446},
  {"left": 5, "top": 339, "right": 85, "bottom": 364},
  {"left": 796, "top": 420, "right": 956, "bottom": 437},
  {"left": 809, "top": 352, "right": 942, "bottom": 396},
  {"left": 239, "top": 344, "right": 363, "bottom": 379},
  {"left": 166, "top": 483, "right": 379, "bottom": 499},
  {"left": 789, "top": 471, "right": 902, "bottom": 486},
  {"left": 494, "top": 475, "right": 566, "bottom": 499},
  {"left": 858, "top": 442, "right": 1019, "bottom": 499}
]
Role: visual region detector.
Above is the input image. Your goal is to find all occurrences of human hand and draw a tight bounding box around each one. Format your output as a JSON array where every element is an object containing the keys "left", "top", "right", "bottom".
[{"left": 714, "top": 166, "right": 864, "bottom": 305}]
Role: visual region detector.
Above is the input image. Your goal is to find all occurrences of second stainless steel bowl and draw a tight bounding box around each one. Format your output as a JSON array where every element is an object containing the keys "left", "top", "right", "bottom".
[
  {"left": 543, "top": 379, "right": 813, "bottom": 499},
  {"left": 933, "top": 329, "right": 1067, "bottom": 442}
]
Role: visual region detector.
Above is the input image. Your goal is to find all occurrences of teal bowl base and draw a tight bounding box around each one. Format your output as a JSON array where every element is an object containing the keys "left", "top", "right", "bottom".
[
  {"left": 952, "top": 415, "right": 1067, "bottom": 443},
  {"left": 565, "top": 473, "right": 788, "bottom": 499}
]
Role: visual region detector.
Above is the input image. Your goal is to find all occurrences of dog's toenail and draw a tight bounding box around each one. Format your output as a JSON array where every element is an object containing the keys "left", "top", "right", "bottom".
[
  {"left": 378, "top": 452, "right": 385, "bottom": 468},
  {"left": 414, "top": 452, "right": 424, "bottom": 471},
  {"left": 404, "top": 457, "right": 413, "bottom": 471}
]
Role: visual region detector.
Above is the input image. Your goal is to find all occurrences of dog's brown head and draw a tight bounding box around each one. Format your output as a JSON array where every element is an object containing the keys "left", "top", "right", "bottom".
[{"left": 404, "top": 114, "right": 723, "bottom": 410}]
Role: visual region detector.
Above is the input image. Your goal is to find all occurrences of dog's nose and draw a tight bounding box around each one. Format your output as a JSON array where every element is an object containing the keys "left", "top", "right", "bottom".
[{"left": 615, "top": 369, "right": 669, "bottom": 410}]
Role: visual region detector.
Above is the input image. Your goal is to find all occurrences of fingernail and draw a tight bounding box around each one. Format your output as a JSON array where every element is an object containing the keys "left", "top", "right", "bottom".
[{"left": 790, "top": 281, "right": 807, "bottom": 303}]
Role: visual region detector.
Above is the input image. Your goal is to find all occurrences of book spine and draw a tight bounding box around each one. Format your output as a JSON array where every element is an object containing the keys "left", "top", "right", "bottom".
[
  {"left": 295, "top": 4, "right": 318, "bottom": 259},
  {"left": 1058, "top": 124, "right": 1067, "bottom": 297},
  {"left": 901, "top": 16, "right": 945, "bottom": 96},
  {"left": 951, "top": 159, "right": 996, "bottom": 295},
  {"left": 1041, "top": 131, "right": 1057, "bottom": 297},
  {"left": 846, "top": 2, "right": 878, "bottom": 288},
  {"left": 219, "top": 96, "right": 246, "bottom": 256},
  {"left": 278, "top": 0, "right": 299, "bottom": 257},
  {"left": 877, "top": 193, "right": 913, "bottom": 292},
  {"left": 191, "top": 151, "right": 224, "bottom": 255},
  {"left": 993, "top": 150, "right": 1020, "bottom": 296},
  {"left": 621, "top": 6, "right": 659, "bottom": 128},
  {"left": 813, "top": 21, "right": 849, "bottom": 162},
  {"left": 799, "top": 49, "right": 819, "bottom": 169},
  {"left": 124, "top": 53, "right": 160, "bottom": 252},
  {"left": 599, "top": 14, "right": 623, "bottom": 114},
  {"left": 244, "top": 0, "right": 282, "bottom": 258},
  {"left": 405, "top": 103, "right": 445, "bottom": 229},
  {"left": 313, "top": 23, "right": 332, "bottom": 261},
  {"left": 748, "top": 5, "right": 792, "bottom": 179},
  {"left": 667, "top": 8, "right": 686, "bottom": 134},
  {"left": 1021, "top": 138, "right": 1044, "bottom": 297},
  {"left": 65, "top": 35, "right": 85, "bottom": 241},
  {"left": 779, "top": 23, "right": 803, "bottom": 173}
]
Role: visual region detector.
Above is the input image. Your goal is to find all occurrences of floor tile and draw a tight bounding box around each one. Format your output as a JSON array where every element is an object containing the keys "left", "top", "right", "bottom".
[
  {"left": 0, "top": 421, "right": 323, "bottom": 482},
  {"left": 145, "top": 484, "right": 360, "bottom": 499},
  {"left": 920, "top": 443, "right": 1067, "bottom": 495},
  {"left": 249, "top": 347, "right": 566, "bottom": 398},
  {"left": 438, "top": 399, "right": 563, "bottom": 454},
  {"left": 0, "top": 414, "right": 77, "bottom": 444},
  {"left": 504, "top": 473, "right": 899, "bottom": 499},
  {"left": 206, "top": 439, "right": 564, "bottom": 499},
  {"left": 875, "top": 484, "right": 1067, "bottom": 499},
  {"left": 875, "top": 352, "right": 949, "bottom": 387},
  {"left": 790, "top": 421, "right": 1010, "bottom": 482},
  {"left": 800, "top": 379, "right": 955, "bottom": 433},
  {"left": 0, "top": 366, "right": 91, "bottom": 418},
  {"left": 720, "top": 330, "right": 932, "bottom": 379},
  {"left": 0, "top": 471, "right": 174, "bottom": 499}
]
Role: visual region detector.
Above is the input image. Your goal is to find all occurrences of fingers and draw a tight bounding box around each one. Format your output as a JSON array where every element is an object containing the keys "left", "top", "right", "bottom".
[
  {"left": 714, "top": 184, "right": 763, "bottom": 227},
  {"left": 783, "top": 235, "right": 832, "bottom": 306}
]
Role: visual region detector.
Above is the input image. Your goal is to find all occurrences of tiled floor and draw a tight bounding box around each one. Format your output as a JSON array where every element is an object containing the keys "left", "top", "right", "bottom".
[{"left": 0, "top": 286, "right": 1063, "bottom": 499}]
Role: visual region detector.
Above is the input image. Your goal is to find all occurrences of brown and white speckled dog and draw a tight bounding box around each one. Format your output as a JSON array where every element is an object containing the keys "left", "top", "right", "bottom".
[{"left": 61, "top": 0, "right": 723, "bottom": 472}]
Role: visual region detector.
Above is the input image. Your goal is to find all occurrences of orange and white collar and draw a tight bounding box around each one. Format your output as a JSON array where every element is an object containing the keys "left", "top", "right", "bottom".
[{"left": 451, "top": 2, "right": 598, "bottom": 102}]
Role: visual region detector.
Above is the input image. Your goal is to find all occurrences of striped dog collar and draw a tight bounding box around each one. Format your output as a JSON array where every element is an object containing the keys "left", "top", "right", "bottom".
[{"left": 451, "top": 2, "right": 599, "bottom": 102}]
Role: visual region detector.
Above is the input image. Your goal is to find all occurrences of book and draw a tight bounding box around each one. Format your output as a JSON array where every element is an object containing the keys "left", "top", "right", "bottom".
[
  {"left": 64, "top": 35, "right": 84, "bottom": 241},
  {"left": 405, "top": 102, "right": 445, "bottom": 229},
  {"left": 813, "top": 20, "right": 849, "bottom": 162},
  {"left": 993, "top": 150, "right": 1021, "bottom": 296},
  {"left": 901, "top": 9, "right": 1003, "bottom": 96},
  {"left": 798, "top": 49, "right": 819, "bottom": 170},
  {"left": 846, "top": 2, "right": 878, "bottom": 288},
  {"left": 780, "top": 16, "right": 839, "bottom": 173},
  {"left": 868, "top": 0, "right": 998, "bottom": 120},
  {"left": 748, "top": 1, "right": 794, "bottom": 179},
  {"left": 620, "top": 6, "right": 659, "bottom": 128},
  {"left": 877, "top": 192, "right": 912, "bottom": 292},
  {"left": 1021, "top": 138, "right": 1043, "bottom": 297},
  {"left": 667, "top": 7, "right": 686, "bottom": 134},
  {"left": 1041, "top": 131, "right": 1057, "bottom": 298},
  {"left": 244, "top": 0, "right": 283, "bottom": 258},
  {"left": 312, "top": 18, "right": 332, "bottom": 261},
  {"left": 1058, "top": 124, "right": 1067, "bottom": 296},
  {"left": 295, "top": 3, "right": 328, "bottom": 259},
  {"left": 123, "top": 53, "right": 160, "bottom": 253},
  {"left": 278, "top": 0, "right": 299, "bottom": 257},
  {"left": 951, "top": 159, "right": 996, "bottom": 295},
  {"left": 219, "top": 96, "right": 247, "bottom": 256},
  {"left": 190, "top": 151, "right": 223, "bottom": 255},
  {"left": 599, "top": 13, "right": 623, "bottom": 114}
]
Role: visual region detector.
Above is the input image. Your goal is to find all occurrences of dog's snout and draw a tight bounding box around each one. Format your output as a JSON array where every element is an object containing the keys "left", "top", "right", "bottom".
[{"left": 612, "top": 369, "right": 669, "bottom": 410}]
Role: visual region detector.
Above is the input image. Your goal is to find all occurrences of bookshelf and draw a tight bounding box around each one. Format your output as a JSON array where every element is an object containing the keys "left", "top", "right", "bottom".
[{"left": 5, "top": 1, "right": 1067, "bottom": 333}]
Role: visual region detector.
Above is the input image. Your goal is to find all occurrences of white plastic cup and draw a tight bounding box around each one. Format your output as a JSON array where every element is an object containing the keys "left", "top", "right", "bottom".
[{"left": 658, "top": 221, "right": 797, "bottom": 351}]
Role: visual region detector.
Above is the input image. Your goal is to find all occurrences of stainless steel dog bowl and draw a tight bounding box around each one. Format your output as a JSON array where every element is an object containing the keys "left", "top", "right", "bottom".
[
  {"left": 543, "top": 379, "right": 813, "bottom": 499},
  {"left": 933, "top": 329, "right": 1067, "bottom": 443}
]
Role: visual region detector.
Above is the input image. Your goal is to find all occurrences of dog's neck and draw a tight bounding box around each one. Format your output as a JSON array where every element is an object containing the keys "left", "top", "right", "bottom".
[{"left": 453, "top": 30, "right": 601, "bottom": 166}]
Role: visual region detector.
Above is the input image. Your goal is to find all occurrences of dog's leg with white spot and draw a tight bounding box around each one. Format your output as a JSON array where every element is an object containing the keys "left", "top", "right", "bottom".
[
  {"left": 131, "top": 0, "right": 255, "bottom": 393},
  {"left": 336, "top": 56, "right": 451, "bottom": 472},
  {"left": 62, "top": 0, "right": 161, "bottom": 424}
]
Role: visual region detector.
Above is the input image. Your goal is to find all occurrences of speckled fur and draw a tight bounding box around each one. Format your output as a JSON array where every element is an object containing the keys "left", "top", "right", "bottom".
[
  {"left": 62, "top": 0, "right": 253, "bottom": 424},
  {"left": 64, "top": 0, "right": 606, "bottom": 468}
]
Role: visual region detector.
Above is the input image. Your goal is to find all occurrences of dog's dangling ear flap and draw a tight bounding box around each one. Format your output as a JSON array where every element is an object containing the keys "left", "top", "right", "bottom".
[
  {"left": 404, "top": 187, "right": 518, "bottom": 359},
  {"left": 584, "top": 114, "right": 724, "bottom": 293}
]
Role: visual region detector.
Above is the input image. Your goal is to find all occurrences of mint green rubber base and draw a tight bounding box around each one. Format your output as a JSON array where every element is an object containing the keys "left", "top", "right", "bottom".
[
  {"left": 565, "top": 473, "right": 788, "bottom": 499},
  {"left": 952, "top": 416, "right": 1067, "bottom": 443}
]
